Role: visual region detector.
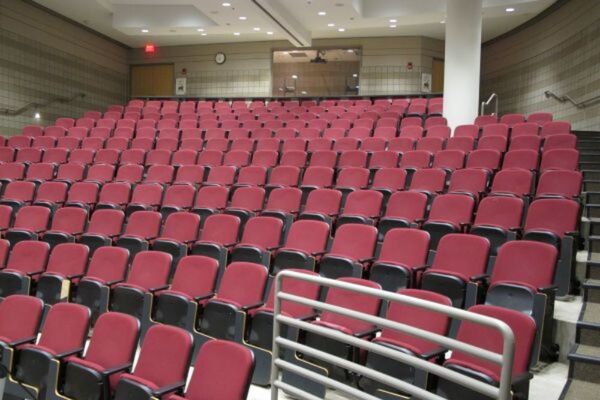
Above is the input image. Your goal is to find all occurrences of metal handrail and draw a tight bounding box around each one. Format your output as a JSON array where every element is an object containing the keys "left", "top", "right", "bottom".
[
  {"left": 0, "top": 92, "right": 86, "bottom": 117},
  {"left": 481, "top": 92, "right": 498, "bottom": 116},
  {"left": 270, "top": 270, "right": 516, "bottom": 400},
  {"left": 545, "top": 90, "right": 600, "bottom": 109}
]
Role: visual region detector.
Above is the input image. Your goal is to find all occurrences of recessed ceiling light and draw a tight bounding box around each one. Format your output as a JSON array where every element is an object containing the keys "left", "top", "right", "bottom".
[
  {"left": 389, "top": 19, "right": 397, "bottom": 23},
  {"left": 197, "top": 28, "right": 204, "bottom": 32},
  {"left": 506, "top": 7, "right": 515, "bottom": 12},
  {"left": 440, "top": 20, "right": 446, "bottom": 24},
  {"left": 239, "top": 16, "right": 247, "bottom": 20},
  {"left": 284, "top": 51, "right": 289, "bottom": 54},
  {"left": 253, "top": 27, "right": 260, "bottom": 31},
  {"left": 222, "top": 2, "right": 231, "bottom": 6},
  {"left": 141, "top": 29, "right": 149, "bottom": 33},
  {"left": 389, "top": 25, "right": 397, "bottom": 28},
  {"left": 267, "top": 31, "right": 274, "bottom": 35},
  {"left": 328, "top": 23, "right": 335, "bottom": 27},
  {"left": 34, "top": 112, "right": 41, "bottom": 119},
  {"left": 352, "top": 73, "right": 358, "bottom": 78},
  {"left": 292, "top": 74, "right": 298, "bottom": 79},
  {"left": 338, "top": 28, "right": 345, "bottom": 32},
  {"left": 301, "top": 91, "right": 307, "bottom": 95},
  {"left": 318, "top": 11, "right": 326, "bottom": 16},
  {"left": 347, "top": 49, "right": 354, "bottom": 53},
  {"left": 201, "top": 33, "right": 207, "bottom": 36},
  {"left": 233, "top": 32, "right": 240, "bottom": 36}
]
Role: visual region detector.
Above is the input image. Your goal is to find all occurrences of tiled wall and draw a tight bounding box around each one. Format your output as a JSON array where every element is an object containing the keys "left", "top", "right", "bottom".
[
  {"left": 481, "top": 0, "right": 600, "bottom": 131},
  {"left": 129, "top": 36, "right": 444, "bottom": 98},
  {"left": 0, "top": 0, "right": 129, "bottom": 136}
]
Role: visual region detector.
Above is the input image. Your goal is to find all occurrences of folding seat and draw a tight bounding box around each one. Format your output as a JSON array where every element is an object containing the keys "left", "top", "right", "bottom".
[
  {"left": 331, "top": 119, "right": 352, "bottom": 131},
  {"left": 277, "top": 150, "right": 306, "bottom": 168},
  {"left": 0, "top": 294, "right": 44, "bottom": 367},
  {"left": 104, "top": 112, "right": 124, "bottom": 122},
  {"left": 114, "top": 127, "right": 136, "bottom": 139},
  {"left": 153, "top": 212, "right": 201, "bottom": 267},
  {"left": 5, "top": 303, "right": 90, "bottom": 397},
  {"left": 144, "top": 149, "right": 171, "bottom": 166},
  {"left": 32, "top": 136, "right": 58, "bottom": 149},
  {"left": 228, "top": 128, "right": 251, "bottom": 141},
  {"left": 197, "top": 149, "right": 224, "bottom": 167},
  {"left": 22, "top": 125, "right": 44, "bottom": 137},
  {"left": 160, "top": 184, "right": 196, "bottom": 218},
  {"left": 251, "top": 149, "right": 278, "bottom": 168},
  {"left": 42, "top": 207, "right": 88, "bottom": 248},
  {"left": 333, "top": 137, "right": 360, "bottom": 152},
  {"left": 434, "top": 304, "right": 536, "bottom": 400},
  {"left": 0, "top": 147, "right": 15, "bottom": 163},
  {"left": 199, "top": 119, "right": 219, "bottom": 131},
  {"left": 469, "top": 196, "right": 524, "bottom": 256},
  {"left": 169, "top": 149, "right": 196, "bottom": 167},
  {"left": 196, "top": 261, "right": 268, "bottom": 349},
  {"left": 96, "top": 182, "right": 132, "bottom": 210},
  {"left": 478, "top": 135, "right": 508, "bottom": 153},
  {"left": 231, "top": 165, "right": 265, "bottom": 188},
  {"left": 409, "top": 168, "right": 447, "bottom": 198},
  {"left": 543, "top": 133, "right": 577, "bottom": 151},
  {"left": 334, "top": 167, "right": 370, "bottom": 193},
  {"left": 371, "top": 126, "right": 395, "bottom": 140},
  {"left": 347, "top": 127, "right": 371, "bottom": 139},
  {"left": 171, "top": 165, "right": 205, "bottom": 186},
  {"left": 263, "top": 120, "right": 283, "bottom": 131},
  {"left": 535, "top": 170, "right": 582, "bottom": 199},
  {"left": 88, "top": 127, "right": 111, "bottom": 140},
  {"left": 111, "top": 324, "right": 193, "bottom": 400},
  {"left": 306, "top": 138, "right": 333, "bottom": 151},
  {"left": 360, "top": 138, "right": 386, "bottom": 152},
  {"left": 7, "top": 135, "right": 32, "bottom": 149},
  {"left": 540, "top": 120, "right": 571, "bottom": 137},
  {"left": 0, "top": 209, "right": 12, "bottom": 237},
  {"left": 336, "top": 190, "right": 383, "bottom": 228},
  {"left": 502, "top": 149, "right": 539, "bottom": 171},
  {"left": 114, "top": 164, "right": 144, "bottom": 185},
  {"left": 318, "top": 223, "right": 378, "bottom": 279},
  {"left": 338, "top": 150, "right": 368, "bottom": 168},
  {"left": 96, "top": 119, "right": 117, "bottom": 129},
  {"left": 250, "top": 127, "right": 274, "bottom": 140},
  {"left": 76, "top": 117, "right": 96, "bottom": 129},
  {"left": 489, "top": 169, "right": 534, "bottom": 198},
  {"left": 416, "top": 137, "right": 445, "bottom": 153},
  {"left": 283, "top": 277, "right": 382, "bottom": 395},
  {"left": 481, "top": 123, "right": 509, "bottom": 139},
  {"left": 299, "top": 167, "right": 334, "bottom": 195},
  {"left": 254, "top": 138, "right": 281, "bottom": 152},
  {"left": 281, "top": 138, "right": 307, "bottom": 152},
  {"left": 85, "top": 163, "right": 115, "bottom": 184},
  {"left": 400, "top": 116, "right": 423, "bottom": 128},
  {"left": 158, "top": 127, "right": 180, "bottom": 140},
  {"left": 528, "top": 112, "right": 553, "bottom": 125},
  {"left": 399, "top": 126, "right": 423, "bottom": 139},
  {"left": 511, "top": 122, "right": 540, "bottom": 137},
  {"left": 539, "top": 148, "right": 579, "bottom": 171},
  {"left": 474, "top": 115, "right": 498, "bottom": 126},
  {"left": 60, "top": 312, "right": 140, "bottom": 400},
  {"left": 0, "top": 240, "right": 50, "bottom": 297},
  {"left": 25, "top": 162, "right": 56, "bottom": 183},
  {"left": 261, "top": 187, "right": 303, "bottom": 226},
  {"left": 378, "top": 191, "right": 428, "bottom": 238},
  {"left": 500, "top": 113, "right": 526, "bottom": 126},
  {"left": 77, "top": 209, "right": 125, "bottom": 254},
  {"left": 421, "top": 194, "right": 474, "bottom": 250},
  {"left": 144, "top": 165, "right": 175, "bottom": 185},
  {"left": 447, "top": 168, "right": 489, "bottom": 200},
  {"left": 191, "top": 185, "right": 229, "bottom": 220},
  {"left": 309, "top": 150, "right": 338, "bottom": 168},
  {"left": 509, "top": 135, "right": 542, "bottom": 151},
  {"left": 16, "top": 147, "right": 43, "bottom": 163},
  {"left": 307, "top": 119, "right": 329, "bottom": 132},
  {"left": 56, "top": 136, "right": 81, "bottom": 150},
  {"left": 465, "top": 149, "right": 502, "bottom": 172},
  {"left": 0, "top": 181, "right": 36, "bottom": 210},
  {"left": 105, "top": 137, "right": 129, "bottom": 151},
  {"left": 432, "top": 149, "right": 466, "bottom": 171},
  {"left": 230, "top": 216, "right": 284, "bottom": 266},
  {"left": 56, "top": 163, "right": 86, "bottom": 183},
  {"left": 425, "top": 125, "right": 451, "bottom": 138},
  {"left": 202, "top": 165, "right": 235, "bottom": 186},
  {"left": 359, "top": 289, "right": 452, "bottom": 397},
  {"left": 179, "top": 137, "right": 204, "bottom": 151},
  {"left": 274, "top": 127, "right": 297, "bottom": 139},
  {"left": 67, "top": 126, "right": 90, "bottom": 139},
  {"left": 369, "top": 168, "right": 406, "bottom": 198},
  {"left": 95, "top": 148, "right": 121, "bottom": 164},
  {"left": 399, "top": 150, "right": 432, "bottom": 171},
  {"left": 299, "top": 127, "right": 322, "bottom": 139},
  {"left": 82, "top": 137, "right": 105, "bottom": 150},
  {"left": 131, "top": 138, "right": 154, "bottom": 151},
  {"left": 452, "top": 124, "right": 478, "bottom": 139},
  {"left": 155, "top": 138, "right": 179, "bottom": 152},
  {"left": 224, "top": 186, "right": 265, "bottom": 224},
  {"left": 324, "top": 128, "right": 346, "bottom": 140},
  {"left": 0, "top": 163, "right": 26, "bottom": 186},
  {"left": 181, "top": 128, "right": 202, "bottom": 139},
  {"left": 367, "top": 150, "right": 398, "bottom": 170},
  {"left": 179, "top": 119, "right": 198, "bottom": 129},
  {"left": 44, "top": 126, "right": 67, "bottom": 137},
  {"left": 4, "top": 205, "right": 51, "bottom": 245},
  {"left": 387, "top": 137, "right": 416, "bottom": 152}
]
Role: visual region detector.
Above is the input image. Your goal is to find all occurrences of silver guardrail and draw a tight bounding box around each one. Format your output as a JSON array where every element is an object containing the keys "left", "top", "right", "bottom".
[
  {"left": 544, "top": 90, "right": 600, "bottom": 109},
  {"left": 269, "top": 270, "right": 516, "bottom": 400},
  {"left": 0, "top": 93, "right": 86, "bottom": 117},
  {"left": 481, "top": 93, "right": 498, "bottom": 116}
]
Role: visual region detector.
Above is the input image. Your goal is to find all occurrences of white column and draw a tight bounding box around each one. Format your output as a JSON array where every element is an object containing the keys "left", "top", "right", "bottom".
[{"left": 443, "top": 0, "right": 483, "bottom": 131}]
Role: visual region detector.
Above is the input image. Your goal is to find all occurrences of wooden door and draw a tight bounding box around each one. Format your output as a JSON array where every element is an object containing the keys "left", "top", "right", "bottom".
[
  {"left": 130, "top": 64, "right": 174, "bottom": 97},
  {"left": 432, "top": 59, "right": 444, "bottom": 93}
]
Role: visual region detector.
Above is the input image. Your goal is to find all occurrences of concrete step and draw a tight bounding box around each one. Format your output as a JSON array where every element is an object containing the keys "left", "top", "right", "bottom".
[
  {"left": 583, "top": 180, "right": 600, "bottom": 192},
  {"left": 579, "top": 161, "right": 600, "bottom": 170},
  {"left": 567, "top": 344, "right": 600, "bottom": 383},
  {"left": 577, "top": 302, "right": 600, "bottom": 347},
  {"left": 560, "top": 379, "right": 600, "bottom": 400},
  {"left": 582, "top": 278, "right": 600, "bottom": 303},
  {"left": 581, "top": 170, "right": 600, "bottom": 181},
  {"left": 586, "top": 260, "right": 600, "bottom": 280}
]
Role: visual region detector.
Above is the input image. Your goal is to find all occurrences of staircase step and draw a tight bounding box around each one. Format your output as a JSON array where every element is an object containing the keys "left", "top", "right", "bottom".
[
  {"left": 577, "top": 302, "right": 600, "bottom": 346},
  {"left": 560, "top": 379, "right": 600, "bottom": 400},
  {"left": 583, "top": 279, "right": 600, "bottom": 302},
  {"left": 568, "top": 344, "right": 600, "bottom": 382},
  {"left": 586, "top": 261, "right": 600, "bottom": 280},
  {"left": 584, "top": 180, "right": 600, "bottom": 192},
  {"left": 587, "top": 235, "right": 600, "bottom": 252}
]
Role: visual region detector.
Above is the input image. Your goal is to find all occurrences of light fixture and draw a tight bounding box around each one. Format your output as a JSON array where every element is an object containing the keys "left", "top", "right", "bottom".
[
  {"left": 338, "top": 28, "right": 345, "bottom": 32},
  {"left": 506, "top": 7, "right": 515, "bottom": 12},
  {"left": 141, "top": 29, "right": 149, "bottom": 33},
  {"left": 292, "top": 74, "right": 298, "bottom": 79},
  {"left": 253, "top": 27, "right": 260, "bottom": 31},
  {"left": 34, "top": 112, "right": 41, "bottom": 120},
  {"left": 239, "top": 16, "right": 247, "bottom": 20},
  {"left": 233, "top": 32, "right": 240, "bottom": 36},
  {"left": 327, "top": 23, "right": 335, "bottom": 27},
  {"left": 201, "top": 33, "right": 207, "bottom": 36},
  {"left": 283, "top": 51, "right": 289, "bottom": 54},
  {"left": 389, "top": 19, "right": 397, "bottom": 23},
  {"left": 347, "top": 49, "right": 354, "bottom": 53},
  {"left": 222, "top": 2, "right": 231, "bottom": 6},
  {"left": 197, "top": 28, "right": 204, "bottom": 32},
  {"left": 318, "top": 11, "right": 326, "bottom": 16},
  {"left": 440, "top": 20, "right": 446, "bottom": 24},
  {"left": 389, "top": 25, "right": 397, "bottom": 28},
  {"left": 301, "top": 91, "right": 307, "bottom": 94},
  {"left": 267, "top": 31, "right": 274, "bottom": 35},
  {"left": 352, "top": 73, "right": 358, "bottom": 78}
]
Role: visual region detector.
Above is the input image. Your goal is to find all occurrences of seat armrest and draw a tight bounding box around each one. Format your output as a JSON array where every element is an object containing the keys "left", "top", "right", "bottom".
[
  {"left": 414, "top": 218, "right": 426, "bottom": 224},
  {"left": 7, "top": 336, "right": 37, "bottom": 346},
  {"left": 512, "top": 371, "right": 533, "bottom": 386},
  {"left": 67, "top": 273, "right": 85, "bottom": 280},
  {"left": 26, "top": 270, "right": 45, "bottom": 277},
  {"left": 222, "top": 242, "right": 237, "bottom": 248},
  {"left": 311, "top": 251, "right": 327, "bottom": 257},
  {"left": 267, "top": 245, "right": 283, "bottom": 251},
  {"left": 100, "top": 362, "right": 133, "bottom": 376},
  {"left": 412, "top": 265, "right": 430, "bottom": 272},
  {"left": 241, "top": 301, "right": 264, "bottom": 312},
  {"left": 419, "top": 347, "right": 448, "bottom": 360},
  {"left": 194, "top": 292, "right": 214, "bottom": 301},
  {"left": 104, "top": 278, "right": 125, "bottom": 286},
  {"left": 358, "top": 257, "right": 376, "bottom": 264},
  {"left": 151, "top": 381, "right": 187, "bottom": 397},
  {"left": 538, "top": 285, "right": 558, "bottom": 294},
  {"left": 55, "top": 347, "right": 84, "bottom": 359},
  {"left": 354, "top": 327, "right": 379, "bottom": 338},
  {"left": 149, "top": 284, "right": 170, "bottom": 293},
  {"left": 469, "top": 274, "right": 489, "bottom": 282}
]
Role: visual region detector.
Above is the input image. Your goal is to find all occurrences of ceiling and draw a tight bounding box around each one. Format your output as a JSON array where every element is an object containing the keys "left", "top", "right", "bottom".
[{"left": 33, "top": 0, "right": 557, "bottom": 48}]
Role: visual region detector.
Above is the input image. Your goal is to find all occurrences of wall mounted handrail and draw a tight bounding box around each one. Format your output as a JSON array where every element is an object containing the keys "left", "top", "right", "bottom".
[
  {"left": 0, "top": 93, "right": 86, "bottom": 117},
  {"left": 481, "top": 92, "right": 498, "bottom": 116},
  {"left": 270, "top": 270, "right": 516, "bottom": 400},
  {"left": 544, "top": 90, "right": 600, "bottom": 109}
]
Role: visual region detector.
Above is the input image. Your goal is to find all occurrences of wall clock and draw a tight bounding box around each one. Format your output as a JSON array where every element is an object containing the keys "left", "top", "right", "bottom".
[{"left": 215, "top": 52, "right": 226, "bottom": 65}]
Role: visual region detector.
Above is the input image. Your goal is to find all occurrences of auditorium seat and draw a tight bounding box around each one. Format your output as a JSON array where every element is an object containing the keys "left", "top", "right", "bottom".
[
  {"left": 116, "top": 211, "right": 162, "bottom": 258},
  {"left": 230, "top": 216, "right": 284, "bottom": 267},
  {"left": 0, "top": 180, "right": 36, "bottom": 210},
  {"left": 409, "top": 168, "right": 447, "bottom": 198},
  {"left": 371, "top": 167, "right": 407, "bottom": 196},
  {"left": 337, "top": 189, "right": 383, "bottom": 227},
  {"left": 153, "top": 212, "right": 201, "bottom": 268},
  {"left": 4, "top": 205, "right": 51, "bottom": 245},
  {"left": 271, "top": 220, "right": 330, "bottom": 275},
  {"left": 421, "top": 194, "right": 475, "bottom": 249},
  {"left": 433, "top": 149, "right": 466, "bottom": 171},
  {"left": 299, "top": 188, "right": 343, "bottom": 225},
  {"left": 378, "top": 191, "right": 428, "bottom": 239},
  {"left": 0, "top": 240, "right": 50, "bottom": 297},
  {"left": 535, "top": 170, "right": 582, "bottom": 199},
  {"left": 470, "top": 196, "right": 524, "bottom": 255},
  {"left": 160, "top": 184, "right": 196, "bottom": 218},
  {"left": 191, "top": 185, "right": 230, "bottom": 220},
  {"left": 224, "top": 186, "right": 266, "bottom": 224},
  {"left": 489, "top": 169, "right": 533, "bottom": 198},
  {"left": 96, "top": 182, "right": 132, "bottom": 210},
  {"left": 447, "top": 168, "right": 488, "bottom": 200},
  {"left": 509, "top": 135, "right": 542, "bottom": 151},
  {"left": 79, "top": 209, "right": 125, "bottom": 254}
]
